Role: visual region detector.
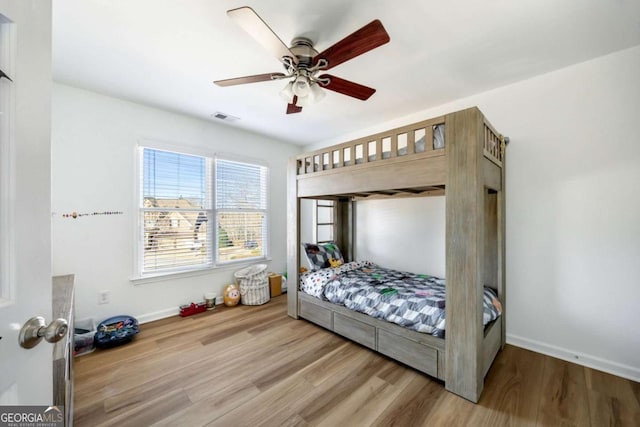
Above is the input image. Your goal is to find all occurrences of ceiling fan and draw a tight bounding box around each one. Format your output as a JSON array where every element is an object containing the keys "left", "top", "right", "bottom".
[{"left": 214, "top": 6, "right": 390, "bottom": 114}]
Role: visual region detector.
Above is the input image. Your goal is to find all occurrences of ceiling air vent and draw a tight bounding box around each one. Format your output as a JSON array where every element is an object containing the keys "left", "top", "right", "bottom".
[{"left": 211, "top": 112, "right": 239, "bottom": 122}]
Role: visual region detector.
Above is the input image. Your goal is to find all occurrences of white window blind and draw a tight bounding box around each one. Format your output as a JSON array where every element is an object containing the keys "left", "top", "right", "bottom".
[
  {"left": 215, "top": 158, "right": 268, "bottom": 263},
  {"left": 140, "top": 147, "right": 213, "bottom": 273}
]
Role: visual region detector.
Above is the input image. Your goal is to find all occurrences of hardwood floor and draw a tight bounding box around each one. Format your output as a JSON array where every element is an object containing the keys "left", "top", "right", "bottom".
[{"left": 74, "top": 295, "right": 640, "bottom": 426}]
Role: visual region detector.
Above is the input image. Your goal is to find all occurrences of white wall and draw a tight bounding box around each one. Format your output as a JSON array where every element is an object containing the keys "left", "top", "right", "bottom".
[
  {"left": 52, "top": 84, "right": 300, "bottom": 323},
  {"left": 305, "top": 45, "right": 640, "bottom": 381},
  {"left": 356, "top": 197, "right": 445, "bottom": 278}
]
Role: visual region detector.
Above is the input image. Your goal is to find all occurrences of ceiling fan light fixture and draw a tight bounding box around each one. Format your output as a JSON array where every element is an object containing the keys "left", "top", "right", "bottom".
[
  {"left": 295, "top": 94, "right": 310, "bottom": 107},
  {"left": 310, "top": 82, "right": 325, "bottom": 102},
  {"left": 279, "top": 81, "right": 295, "bottom": 103},
  {"left": 292, "top": 75, "right": 311, "bottom": 97},
  {"left": 295, "top": 81, "right": 325, "bottom": 107}
]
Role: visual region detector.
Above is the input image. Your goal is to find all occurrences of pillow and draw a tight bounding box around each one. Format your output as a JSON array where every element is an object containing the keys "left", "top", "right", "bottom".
[{"left": 302, "top": 242, "right": 344, "bottom": 271}]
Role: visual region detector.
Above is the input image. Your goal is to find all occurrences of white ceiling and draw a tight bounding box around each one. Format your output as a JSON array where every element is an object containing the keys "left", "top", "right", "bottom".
[{"left": 52, "top": 0, "right": 640, "bottom": 146}]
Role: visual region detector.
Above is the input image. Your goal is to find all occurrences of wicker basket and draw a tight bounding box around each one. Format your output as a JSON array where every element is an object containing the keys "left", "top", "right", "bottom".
[{"left": 234, "top": 264, "right": 270, "bottom": 305}]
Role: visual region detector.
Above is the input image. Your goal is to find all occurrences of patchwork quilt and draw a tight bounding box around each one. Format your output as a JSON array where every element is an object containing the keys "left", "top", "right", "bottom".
[{"left": 299, "top": 261, "right": 502, "bottom": 337}]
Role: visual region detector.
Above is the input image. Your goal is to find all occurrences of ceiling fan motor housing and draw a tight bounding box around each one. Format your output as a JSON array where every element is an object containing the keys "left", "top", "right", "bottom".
[{"left": 288, "top": 37, "right": 318, "bottom": 69}]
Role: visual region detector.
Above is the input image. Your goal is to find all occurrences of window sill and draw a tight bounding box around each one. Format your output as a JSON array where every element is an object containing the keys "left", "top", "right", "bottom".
[{"left": 130, "top": 258, "right": 273, "bottom": 285}]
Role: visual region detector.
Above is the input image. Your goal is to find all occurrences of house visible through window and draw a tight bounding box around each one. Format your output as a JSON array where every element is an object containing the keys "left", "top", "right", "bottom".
[
  {"left": 140, "top": 148, "right": 213, "bottom": 273},
  {"left": 139, "top": 148, "right": 268, "bottom": 275},
  {"left": 215, "top": 158, "right": 268, "bottom": 263}
]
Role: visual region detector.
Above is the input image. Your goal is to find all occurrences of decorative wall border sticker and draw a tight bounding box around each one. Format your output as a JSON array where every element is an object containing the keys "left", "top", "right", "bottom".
[{"left": 60, "top": 211, "right": 124, "bottom": 219}]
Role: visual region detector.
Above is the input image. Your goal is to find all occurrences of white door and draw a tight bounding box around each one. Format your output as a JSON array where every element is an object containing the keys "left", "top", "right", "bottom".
[{"left": 0, "top": 0, "right": 53, "bottom": 405}]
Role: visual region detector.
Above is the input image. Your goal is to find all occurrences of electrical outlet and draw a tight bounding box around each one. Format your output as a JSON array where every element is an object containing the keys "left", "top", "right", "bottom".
[{"left": 98, "top": 290, "right": 110, "bottom": 305}]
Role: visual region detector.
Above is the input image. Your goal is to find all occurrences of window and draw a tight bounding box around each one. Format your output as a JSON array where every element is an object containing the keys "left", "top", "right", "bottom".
[
  {"left": 215, "top": 158, "right": 268, "bottom": 264},
  {"left": 138, "top": 147, "right": 268, "bottom": 276},
  {"left": 140, "top": 148, "right": 213, "bottom": 274}
]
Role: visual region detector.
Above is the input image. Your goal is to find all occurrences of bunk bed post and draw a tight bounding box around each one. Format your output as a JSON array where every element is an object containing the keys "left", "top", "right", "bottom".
[
  {"left": 335, "top": 198, "right": 354, "bottom": 262},
  {"left": 498, "top": 144, "right": 507, "bottom": 349},
  {"left": 287, "top": 156, "right": 300, "bottom": 318},
  {"left": 350, "top": 200, "right": 356, "bottom": 262},
  {"left": 445, "top": 107, "right": 485, "bottom": 403}
]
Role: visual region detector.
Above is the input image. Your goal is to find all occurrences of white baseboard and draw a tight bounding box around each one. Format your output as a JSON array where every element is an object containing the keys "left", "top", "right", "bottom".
[
  {"left": 136, "top": 296, "right": 224, "bottom": 324},
  {"left": 507, "top": 333, "right": 640, "bottom": 383},
  {"left": 136, "top": 307, "right": 179, "bottom": 324}
]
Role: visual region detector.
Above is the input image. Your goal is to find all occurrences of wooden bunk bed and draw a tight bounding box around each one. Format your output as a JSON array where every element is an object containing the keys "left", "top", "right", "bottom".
[{"left": 286, "top": 106, "right": 507, "bottom": 403}]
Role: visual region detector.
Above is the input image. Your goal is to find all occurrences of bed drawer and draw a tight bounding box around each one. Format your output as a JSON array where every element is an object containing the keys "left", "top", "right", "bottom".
[
  {"left": 334, "top": 313, "right": 376, "bottom": 350},
  {"left": 377, "top": 329, "right": 438, "bottom": 378},
  {"left": 299, "top": 299, "right": 333, "bottom": 330}
]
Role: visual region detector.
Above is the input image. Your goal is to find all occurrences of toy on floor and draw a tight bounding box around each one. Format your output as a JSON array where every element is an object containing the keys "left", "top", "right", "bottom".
[
  {"left": 179, "top": 302, "right": 207, "bottom": 317},
  {"left": 223, "top": 284, "right": 240, "bottom": 306},
  {"left": 94, "top": 315, "right": 139, "bottom": 348}
]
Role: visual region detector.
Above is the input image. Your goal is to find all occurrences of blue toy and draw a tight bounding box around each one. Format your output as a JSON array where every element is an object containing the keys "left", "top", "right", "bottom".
[{"left": 94, "top": 315, "right": 139, "bottom": 348}]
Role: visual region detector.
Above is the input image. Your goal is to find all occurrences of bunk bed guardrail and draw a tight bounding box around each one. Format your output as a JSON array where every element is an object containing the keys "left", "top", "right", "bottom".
[{"left": 296, "top": 114, "right": 504, "bottom": 178}]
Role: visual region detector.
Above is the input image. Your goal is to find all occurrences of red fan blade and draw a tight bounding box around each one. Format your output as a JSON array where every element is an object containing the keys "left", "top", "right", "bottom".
[
  {"left": 287, "top": 96, "right": 303, "bottom": 114},
  {"left": 228, "top": 7, "right": 298, "bottom": 65},
  {"left": 313, "top": 20, "right": 390, "bottom": 70},
  {"left": 319, "top": 74, "right": 376, "bottom": 100},
  {"left": 214, "top": 72, "right": 285, "bottom": 87}
]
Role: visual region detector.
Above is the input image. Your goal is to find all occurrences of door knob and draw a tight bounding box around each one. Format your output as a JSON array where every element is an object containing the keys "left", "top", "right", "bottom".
[{"left": 19, "top": 316, "right": 69, "bottom": 349}]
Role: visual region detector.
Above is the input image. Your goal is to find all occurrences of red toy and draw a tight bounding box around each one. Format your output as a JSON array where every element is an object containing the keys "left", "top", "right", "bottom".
[{"left": 179, "top": 302, "right": 207, "bottom": 317}]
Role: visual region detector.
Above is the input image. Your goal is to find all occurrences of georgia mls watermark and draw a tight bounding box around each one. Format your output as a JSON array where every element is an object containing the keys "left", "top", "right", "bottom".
[{"left": 0, "top": 406, "right": 63, "bottom": 427}]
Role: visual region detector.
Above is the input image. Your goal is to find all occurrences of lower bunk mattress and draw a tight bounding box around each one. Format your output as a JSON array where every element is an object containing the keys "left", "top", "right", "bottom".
[{"left": 300, "top": 261, "right": 502, "bottom": 338}]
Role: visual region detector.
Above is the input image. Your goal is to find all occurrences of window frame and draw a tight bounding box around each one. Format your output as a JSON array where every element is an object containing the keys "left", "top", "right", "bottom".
[
  {"left": 136, "top": 144, "right": 214, "bottom": 276},
  {"left": 134, "top": 143, "right": 269, "bottom": 279}
]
